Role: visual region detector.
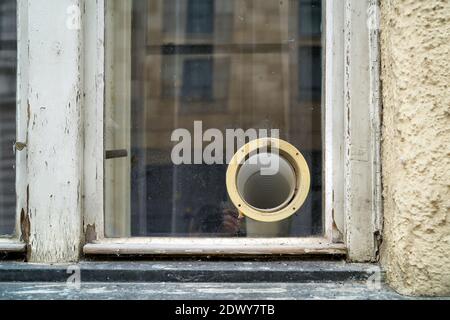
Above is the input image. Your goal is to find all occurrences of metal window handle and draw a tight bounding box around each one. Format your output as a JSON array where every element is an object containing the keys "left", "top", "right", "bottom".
[
  {"left": 105, "top": 149, "right": 128, "bottom": 160},
  {"left": 15, "top": 141, "right": 27, "bottom": 151}
]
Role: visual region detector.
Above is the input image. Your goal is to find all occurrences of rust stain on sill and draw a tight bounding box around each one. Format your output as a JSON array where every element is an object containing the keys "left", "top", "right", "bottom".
[
  {"left": 20, "top": 207, "right": 31, "bottom": 261},
  {"left": 85, "top": 224, "right": 97, "bottom": 243}
]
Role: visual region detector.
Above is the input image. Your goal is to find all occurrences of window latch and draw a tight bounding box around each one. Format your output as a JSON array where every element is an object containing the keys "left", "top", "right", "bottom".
[
  {"left": 15, "top": 141, "right": 27, "bottom": 151},
  {"left": 105, "top": 149, "right": 128, "bottom": 160}
]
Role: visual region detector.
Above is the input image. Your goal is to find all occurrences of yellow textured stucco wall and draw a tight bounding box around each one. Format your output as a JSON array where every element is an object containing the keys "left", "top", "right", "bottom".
[{"left": 380, "top": 0, "right": 450, "bottom": 296}]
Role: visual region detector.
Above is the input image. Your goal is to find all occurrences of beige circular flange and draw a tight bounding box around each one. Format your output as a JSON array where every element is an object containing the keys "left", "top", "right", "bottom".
[{"left": 226, "top": 138, "right": 311, "bottom": 223}]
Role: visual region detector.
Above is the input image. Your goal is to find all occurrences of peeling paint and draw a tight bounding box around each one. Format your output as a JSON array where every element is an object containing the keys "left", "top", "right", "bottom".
[
  {"left": 83, "top": 0, "right": 105, "bottom": 242},
  {"left": 85, "top": 224, "right": 97, "bottom": 243},
  {"left": 19, "top": 209, "right": 30, "bottom": 244},
  {"left": 25, "top": 0, "right": 83, "bottom": 263},
  {"left": 343, "top": 0, "right": 381, "bottom": 262}
]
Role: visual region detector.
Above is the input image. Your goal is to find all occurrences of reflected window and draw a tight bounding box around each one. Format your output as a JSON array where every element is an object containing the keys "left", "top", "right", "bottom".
[
  {"left": 0, "top": 0, "right": 16, "bottom": 235},
  {"left": 187, "top": 0, "right": 214, "bottom": 35},
  {"left": 162, "top": 0, "right": 180, "bottom": 35}
]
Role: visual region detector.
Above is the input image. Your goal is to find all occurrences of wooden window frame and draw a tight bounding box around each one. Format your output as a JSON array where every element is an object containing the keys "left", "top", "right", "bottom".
[
  {"left": 0, "top": 0, "right": 27, "bottom": 254},
  {"left": 0, "top": 0, "right": 382, "bottom": 263},
  {"left": 82, "top": 0, "right": 381, "bottom": 261}
]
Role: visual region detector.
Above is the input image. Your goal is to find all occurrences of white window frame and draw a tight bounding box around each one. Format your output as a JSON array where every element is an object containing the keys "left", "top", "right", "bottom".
[
  {"left": 1, "top": 0, "right": 85, "bottom": 261},
  {"left": 0, "top": 0, "right": 382, "bottom": 263},
  {"left": 82, "top": 0, "right": 381, "bottom": 261}
]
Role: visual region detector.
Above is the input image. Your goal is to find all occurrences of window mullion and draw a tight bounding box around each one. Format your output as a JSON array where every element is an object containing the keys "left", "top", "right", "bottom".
[{"left": 25, "top": 0, "right": 84, "bottom": 262}]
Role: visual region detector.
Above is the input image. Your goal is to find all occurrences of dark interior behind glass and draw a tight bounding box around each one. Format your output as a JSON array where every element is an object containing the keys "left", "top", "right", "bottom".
[{"left": 105, "top": 0, "right": 323, "bottom": 238}]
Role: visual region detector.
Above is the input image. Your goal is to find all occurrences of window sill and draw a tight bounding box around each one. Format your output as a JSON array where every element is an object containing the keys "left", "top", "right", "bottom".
[
  {"left": 0, "top": 240, "right": 26, "bottom": 253},
  {"left": 0, "top": 261, "right": 413, "bottom": 299},
  {"left": 0, "top": 281, "right": 409, "bottom": 300}
]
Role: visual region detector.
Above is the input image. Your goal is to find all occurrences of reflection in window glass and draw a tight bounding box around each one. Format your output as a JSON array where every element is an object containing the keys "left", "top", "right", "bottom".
[
  {"left": 187, "top": 0, "right": 214, "bottom": 35},
  {"left": 298, "top": 46, "right": 322, "bottom": 102},
  {"left": 181, "top": 59, "right": 213, "bottom": 101},
  {"left": 105, "top": 0, "right": 323, "bottom": 238},
  {"left": 0, "top": 0, "right": 16, "bottom": 235},
  {"left": 299, "top": 0, "right": 322, "bottom": 37}
]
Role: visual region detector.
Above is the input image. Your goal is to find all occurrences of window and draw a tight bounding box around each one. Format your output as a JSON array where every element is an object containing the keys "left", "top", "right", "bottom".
[
  {"left": 81, "top": 0, "right": 381, "bottom": 260},
  {"left": 104, "top": 0, "right": 324, "bottom": 239},
  {"left": 181, "top": 58, "right": 213, "bottom": 101},
  {"left": 0, "top": 0, "right": 16, "bottom": 236}
]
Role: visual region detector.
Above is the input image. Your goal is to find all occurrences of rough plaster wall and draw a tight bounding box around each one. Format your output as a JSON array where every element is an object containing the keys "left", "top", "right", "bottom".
[{"left": 380, "top": 0, "right": 450, "bottom": 296}]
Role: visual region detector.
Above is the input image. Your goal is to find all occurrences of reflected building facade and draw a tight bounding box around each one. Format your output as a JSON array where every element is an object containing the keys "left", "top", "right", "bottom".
[{"left": 105, "top": 0, "right": 322, "bottom": 237}]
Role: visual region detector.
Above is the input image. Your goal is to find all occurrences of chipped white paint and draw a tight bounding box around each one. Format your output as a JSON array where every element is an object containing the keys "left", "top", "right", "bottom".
[
  {"left": 83, "top": 0, "right": 105, "bottom": 241},
  {"left": 1, "top": 0, "right": 382, "bottom": 261},
  {"left": 324, "top": 0, "right": 382, "bottom": 261},
  {"left": 343, "top": 0, "right": 381, "bottom": 262},
  {"left": 324, "top": 0, "right": 345, "bottom": 242},
  {"left": 0, "top": 0, "right": 383, "bottom": 260},
  {"left": 25, "top": 0, "right": 84, "bottom": 262}
]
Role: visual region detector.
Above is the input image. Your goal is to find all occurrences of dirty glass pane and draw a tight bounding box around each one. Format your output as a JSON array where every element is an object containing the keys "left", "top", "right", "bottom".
[
  {"left": 0, "top": 0, "right": 16, "bottom": 235},
  {"left": 105, "top": 0, "right": 323, "bottom": 238}
]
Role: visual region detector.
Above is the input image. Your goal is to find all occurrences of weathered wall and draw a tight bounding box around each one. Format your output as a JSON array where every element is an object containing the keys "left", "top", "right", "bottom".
[{"left": 380, "top": 0, "right": 450, "bottom": 296}]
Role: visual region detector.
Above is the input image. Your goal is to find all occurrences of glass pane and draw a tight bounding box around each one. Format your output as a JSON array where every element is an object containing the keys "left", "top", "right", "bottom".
[
  {"left": 105, "top": 0, "right": 323, "bottom": 238},
  {"left": 0, "top": 0, "right": 16, "bottom": 235}
]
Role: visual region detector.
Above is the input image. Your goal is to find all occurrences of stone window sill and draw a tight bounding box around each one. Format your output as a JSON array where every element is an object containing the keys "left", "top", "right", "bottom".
[{"left": 0, "top": 261, "right": 413, "bottom": 299}]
